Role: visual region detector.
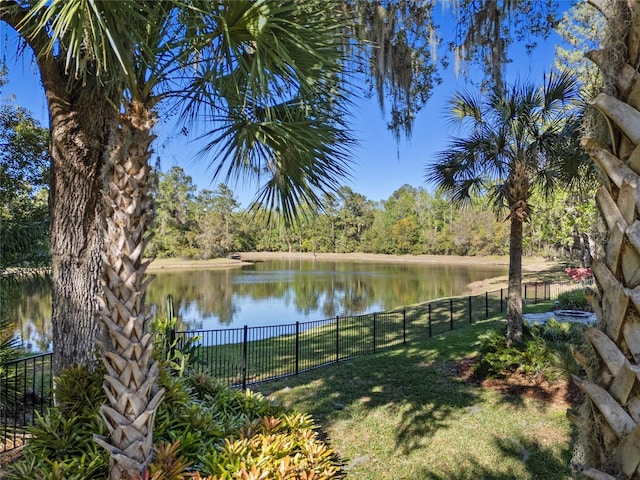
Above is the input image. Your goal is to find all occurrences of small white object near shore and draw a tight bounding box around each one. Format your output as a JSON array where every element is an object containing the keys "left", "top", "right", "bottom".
[{"left": 523, "top": 309, "right": 595, "bottom": 326}]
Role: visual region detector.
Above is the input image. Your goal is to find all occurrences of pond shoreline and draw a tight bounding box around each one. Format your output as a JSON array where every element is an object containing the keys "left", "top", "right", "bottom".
[{"left": 148, "top": 252, "right": 566, "bottom": 295}]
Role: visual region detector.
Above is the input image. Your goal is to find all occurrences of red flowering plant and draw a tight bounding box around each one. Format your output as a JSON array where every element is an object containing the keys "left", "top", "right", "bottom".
[{"left": 565, "top": 267, "right": 593, "bottom": 282}]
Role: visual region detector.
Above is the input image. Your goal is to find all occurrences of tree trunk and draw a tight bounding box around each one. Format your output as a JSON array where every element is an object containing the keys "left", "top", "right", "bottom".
[
  {"left": 41, "top": 62, "right": 115, "bottom": 376},
  {"left": 2, "top": 5, "right": 117, "bottom": 376},
  {"left": 570, "top": 2, "right": 640, "bottom": 478},
  {"left": 93, "top": 103, "right": 163, "bottom": 480},
  {"left": 503, "top": 159, "right": 529, "bottom": 347},
  {"left": 506, "top": 216, "right": 523, "bottom": 346}
]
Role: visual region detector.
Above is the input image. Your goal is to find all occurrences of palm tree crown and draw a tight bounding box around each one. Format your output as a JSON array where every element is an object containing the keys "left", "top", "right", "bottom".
[{"left": 429, "top": 71, "right": 580, "bottom": 210}]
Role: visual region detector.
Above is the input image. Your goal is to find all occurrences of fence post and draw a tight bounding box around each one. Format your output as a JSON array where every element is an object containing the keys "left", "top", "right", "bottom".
[
  {"left": 450, "top": 298, "right": 454, "bottom": 330},
  {"left": 295, "top": 321, "right": 300, "bottom": 375},
  {"left": 242, "top": 325, "right": 248, "bottom": 390},
  {"left": 373, "top": 313, "right": 377, "bottom": 353},
  {"left": 534, "top": 282, "right": 538, "bottom": 304},
  {"left": 166, "top": 294, "right": 176, "bottom": 360},
  {"left": 500, "top": 288, "right": 504, "bottom": 312},
  {"left": 403, "top": 309, "right": 406, "bottom": 344},
  {"left": 485, "top": 291, "right": 489, "bottom": 318},
  {"left": 428, "top": 303, "right": 432, "bottom": 338},
  {"left": 335, "top": 316, "right": 340, "bottom": 363},
  {"left": 524, "top": 283, "right": 528, "bottom": 304},
  {"left": 468, "top": 296, "right": 472, "bottom": 324}
]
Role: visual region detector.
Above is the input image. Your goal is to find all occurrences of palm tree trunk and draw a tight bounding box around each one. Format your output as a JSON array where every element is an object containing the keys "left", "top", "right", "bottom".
[
  {"left": 505, "top": 164, "right": 528, "bottom": 347},
  {"left": 93, "top": 103, "right": 164, "bottom": 480},
  {"left": 506, "top": 216, "right": 523, "bottom": 346},
  {"left": 569, "top": 2, "right": 640, "bottom": 478}
]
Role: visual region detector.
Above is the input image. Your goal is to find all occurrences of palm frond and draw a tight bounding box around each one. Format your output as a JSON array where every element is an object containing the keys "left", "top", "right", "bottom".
[
  {"left": 430, "top": 70, "right": 583, "bottom": 216},
  {"left": 18, "top": 0, "right": 150, "bottom": 87},
  {"left": 180, "top": 0, "right": 354, "bottom": 223},
  {"left": 543, "top": 69, "right": 580, "bottom": 110}
]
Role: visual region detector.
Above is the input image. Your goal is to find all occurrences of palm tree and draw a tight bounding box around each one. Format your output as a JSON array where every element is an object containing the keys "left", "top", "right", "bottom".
[
  {"left": 567, "top": 2, "right": 640, "bottom": 478},
  {"left": 427, "top": 72, "right": 580, "bottom": 346},
  {"left": 15, "top": 1, "right": 353, "bottom": 477}
]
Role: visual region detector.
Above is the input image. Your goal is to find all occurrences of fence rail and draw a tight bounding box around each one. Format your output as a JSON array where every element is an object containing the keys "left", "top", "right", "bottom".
[{"left": 0, "top": 280, "right": 581, "bottom": 452}]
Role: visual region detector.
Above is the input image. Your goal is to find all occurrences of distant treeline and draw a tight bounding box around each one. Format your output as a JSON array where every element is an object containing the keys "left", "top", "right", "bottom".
[{"left": 147, "top": 167, "right": 600, "bottom": 264}]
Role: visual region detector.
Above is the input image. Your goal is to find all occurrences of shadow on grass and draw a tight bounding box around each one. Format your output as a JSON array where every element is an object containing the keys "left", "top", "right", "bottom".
[
  {"left": 408, "top": 434, "right": 573, "bottom": 480},
  {"left": 258, "top": 320, "right": 504, "bottom": 455}
]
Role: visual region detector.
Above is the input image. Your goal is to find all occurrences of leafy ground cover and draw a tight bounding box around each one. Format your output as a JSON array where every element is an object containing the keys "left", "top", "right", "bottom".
[{"left": 257, "top": 316, "right": 578, "bottom": 480}]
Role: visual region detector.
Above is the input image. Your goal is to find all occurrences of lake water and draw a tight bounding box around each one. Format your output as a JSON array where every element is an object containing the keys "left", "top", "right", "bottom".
[{"left": 10, "top": 259, "right": 508, "bottom": 352}]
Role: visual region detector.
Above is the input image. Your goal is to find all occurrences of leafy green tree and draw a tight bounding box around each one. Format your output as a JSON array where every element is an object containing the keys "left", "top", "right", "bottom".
[
  {"left": 524, "top": 187, "right": 600, "bottom": 263},
  {"left": 0, "top": 94, "right": 49, "bottom": 269},
  {"left": 390, "top": 216, "right": 420, "bottom": 254},
  {"left": 334, "top": 187, "right": 375, "bottom": 252},
  {"left": 0, "top": 78, "right": 50, "bottom": 377},
  {"left": 191, "top": 184, "right": 241, "bottom": 258},
  {"left": 554, "top": 2, "right": 604, "bottom": 100},
  {"left": 314, "top": 194, "right": 340, "bottom": 252},
  {"left": 149, "top": 166, "right": 197, "bottom": 258},
  {"left": 428, "top": 72, "right": 580, "bottom": 346},
  {"left": 387, "top": 185, "right": 430, "bottom": 254}
]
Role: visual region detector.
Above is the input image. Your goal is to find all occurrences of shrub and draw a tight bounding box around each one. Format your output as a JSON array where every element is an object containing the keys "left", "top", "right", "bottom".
[
  {"left": 474, "top": 319, "right": 585, "bottom": 381},
  {"left": 0, "top": 307, "right": 26, "bottom": 418},
  {"left": 556, "top": 289, "right": 592, "bottom": 311},
  {"left": 2, "top": 364, "right": 109, "bottom": 480},
  {"left": 4, "top": 366, "right": 340, "bottom": 480}
]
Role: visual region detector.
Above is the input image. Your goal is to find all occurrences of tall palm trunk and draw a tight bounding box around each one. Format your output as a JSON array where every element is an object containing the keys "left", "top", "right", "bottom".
[
  {"left": 570, "top": 2, "right": 640, "bottom": 478},
  {"left": 505, "top": 164, "right": 529, "bottom": 346},
  {"left": 94, "top": 102, "right": 164, "bottom": 480},
  {"left": 506, "top": 216, "right": 523, "bottom": 346}
]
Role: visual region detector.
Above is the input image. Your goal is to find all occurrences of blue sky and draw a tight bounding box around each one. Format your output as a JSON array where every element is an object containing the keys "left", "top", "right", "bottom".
[{"left": 0, "top": 9, "right": 567, "bottom": 208}]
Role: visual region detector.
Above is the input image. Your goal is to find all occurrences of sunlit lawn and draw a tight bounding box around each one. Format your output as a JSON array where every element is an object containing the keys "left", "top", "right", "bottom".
[{"left": 256, "top": 316, "right": 575, "bottom": 480}]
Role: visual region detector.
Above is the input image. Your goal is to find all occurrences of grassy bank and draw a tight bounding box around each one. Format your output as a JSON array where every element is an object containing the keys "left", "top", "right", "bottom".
[
  {"left": 255, "top": 314, "right": 575, "bottom": 480},
  {"left": 179, "top": 290, "right": 508, "bottom": 385}
]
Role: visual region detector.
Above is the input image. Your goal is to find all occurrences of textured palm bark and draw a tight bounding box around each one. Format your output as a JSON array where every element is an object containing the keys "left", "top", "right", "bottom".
[
  {"left": 570, "top": 2, "right": 640, "bottom": 478},
  {"left": 94, "top": 103, "right": 164, "bottom": 480},
  {"left": 504, "top": 164, "right": 529, "bottom": 346},
  {"left": 506, "top": 216, "right": 523, "bottom": 346}
]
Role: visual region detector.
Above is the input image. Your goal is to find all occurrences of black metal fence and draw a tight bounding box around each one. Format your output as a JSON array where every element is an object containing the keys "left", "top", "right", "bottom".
[
  {"left": 0, "top": 280, "right": 580, "bottom": 452},
  {"left": 173, "top": 310, "right": 408, "bottom": 389},
  {"left": 0, "top": 353, "right": 53, "bottom": 452}
]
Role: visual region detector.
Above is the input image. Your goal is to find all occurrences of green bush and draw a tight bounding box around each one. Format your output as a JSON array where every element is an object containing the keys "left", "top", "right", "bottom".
[
  {"left": 4, "top": 365, "right": 341, "bottom": 480},
  {"left": 3, "top": 364, "right": 109, "bottom": 480},
  {"left": 556, "top": 289, "right": 591, "bottom": 311},
  {"left": 474, "top": 319, "right": 585, "bottom": 381}
]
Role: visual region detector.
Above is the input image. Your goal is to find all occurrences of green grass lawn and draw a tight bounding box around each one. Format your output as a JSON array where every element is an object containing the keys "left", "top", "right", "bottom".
[{"left": 255, "top": 316, "right": 575, "bottom": 480}]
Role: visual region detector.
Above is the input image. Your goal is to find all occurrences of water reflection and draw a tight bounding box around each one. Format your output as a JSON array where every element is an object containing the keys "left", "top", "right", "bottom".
[
  {"left": 6, "top": 276, "right": 53, "bottom": 352},
  {"left": 11, "top": 259, "right": 507, "bottom": 351}
]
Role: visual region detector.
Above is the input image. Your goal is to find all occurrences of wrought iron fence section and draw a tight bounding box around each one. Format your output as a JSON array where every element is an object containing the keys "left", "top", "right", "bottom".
[{"left": 0, "top": 352, "right": 53, "bottom": 452}]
